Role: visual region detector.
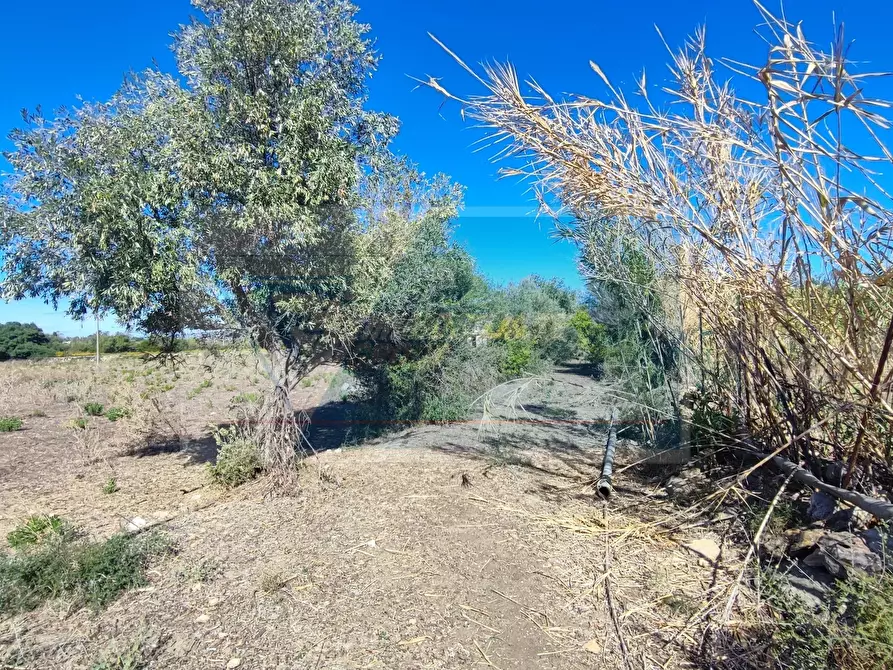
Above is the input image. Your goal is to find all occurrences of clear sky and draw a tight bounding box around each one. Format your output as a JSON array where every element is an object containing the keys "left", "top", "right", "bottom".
[{"left": 3, "top": 0, "right": 893, "bottom": 335}]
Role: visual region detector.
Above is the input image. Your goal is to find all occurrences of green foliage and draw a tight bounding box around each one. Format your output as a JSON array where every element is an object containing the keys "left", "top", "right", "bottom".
[
  {"left": 689, "top": 389, "right": 737, "bottom": 450},
  {"left": 89, "top": 635, "right": 152, "bottom": 670},
  {"left": 499, "top": 338, "right": 534, "bottom": 377},
  {"left": 0, "top": 322, "right": 56, "bottom": 360},
  {"left": 104, "top": 407, "right": 130, "bottom": 422},
  {"left": 83, "top": 402, "right": 105, "bottom": 417},
  {"left": 763, "top": 567, "right": 893, "bottom": 669},
  {"left": 1, "top": 0, "right": 457, "bottom": 374},
  {"left": 353, "top": 340, "right": 503, "bottom": 428},
  {"left": 0, "top": 417, "right": 23, "bottom": 432},
  {"left": 484, "top": 277, "right": 583, "bottom": 369},
  {"left": 70, "top": 417, "right": 88, "bottom": 430},
  {"left": 102, "top": 477, "right": 119, "bottom": 495},
  {"left": 230, "top": 392, "right": 261, "bottom": 406},
  {"left": 569, "top": 308, "right": 607, "bottom": 365},
  {"left": 7, "top": 515, "right": 69, "bottom": 549},
  {"left": 2, "top": 518, "right": 168, "bottom": 615},
  {"left": 207, "top": 427, "right": 262, "bottom": 488}
]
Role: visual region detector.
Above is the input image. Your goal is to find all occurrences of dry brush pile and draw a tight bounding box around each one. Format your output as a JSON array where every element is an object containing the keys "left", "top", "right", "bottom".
[{"left": 430, "top": 6, "right": 893, "bottom": 497}]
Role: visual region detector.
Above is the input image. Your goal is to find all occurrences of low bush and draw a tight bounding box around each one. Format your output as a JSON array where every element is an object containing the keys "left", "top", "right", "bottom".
[
  {"left": 83, "top": 402, "right": 105, "bottom": 417},
  {"left": 102, "top": 477, "right": 119, "bottom": 494},
  {"left": 0, "top": 522, "right": 169, "bottom": 614},
  {"left": 104, "top": 407, "right": 131, "bottom": 422},
  {"left": 0, "top": 417, "right": 23, "bottom": 432},
  {"left": 207, "top": 426, "right": 262, "bottom": 487}
]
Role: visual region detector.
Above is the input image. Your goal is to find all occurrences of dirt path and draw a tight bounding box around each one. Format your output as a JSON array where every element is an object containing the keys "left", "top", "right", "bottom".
[{"left": 0, "top": 360, "right": 740, "bottom": 669}]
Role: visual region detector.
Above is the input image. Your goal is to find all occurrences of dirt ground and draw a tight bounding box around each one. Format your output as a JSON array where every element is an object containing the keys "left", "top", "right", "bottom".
[{"left": 0, "top": 355, "right": 750, "bottom": 669}]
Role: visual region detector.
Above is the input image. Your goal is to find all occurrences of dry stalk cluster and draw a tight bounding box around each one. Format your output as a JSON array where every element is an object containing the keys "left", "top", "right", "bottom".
[{"left": 435, "top": 6, "right": 893, "bottom": 493}]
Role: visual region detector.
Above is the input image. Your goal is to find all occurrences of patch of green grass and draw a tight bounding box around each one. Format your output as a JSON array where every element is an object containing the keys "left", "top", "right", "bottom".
[
  {"left": 83, "top": 402, "right": 105, "bottom": 417},
  {"left": 7, "top": 515, "right": 70, "bottom": 549},
  {"left": 187, "top": 379, "right": 213, "bottom": 399},
  {"left": 102, "top": 477, "right": 119, "bottom": 495},
  {"left": 70, "top": 417, "right": 88, "bottom": 430},
  {"left": 300, "top": 377, "right": 313, "bottom": 388},
  {"left": 231, "top": 391, "right": 261, "bottom": 405},
  {"left": 0, "top": 527, "right": 170, "bottom": 615},
  {"left": 0, "top": 417, "right": 23, "bottom": 432},
  {"left": 104, "top": 407, "right": 131, "bottom": 422}
]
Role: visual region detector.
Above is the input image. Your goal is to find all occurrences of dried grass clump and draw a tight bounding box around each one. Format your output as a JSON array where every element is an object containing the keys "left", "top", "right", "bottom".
[{"left": 431, "top": 5, "right": 893, "bottom": 490}]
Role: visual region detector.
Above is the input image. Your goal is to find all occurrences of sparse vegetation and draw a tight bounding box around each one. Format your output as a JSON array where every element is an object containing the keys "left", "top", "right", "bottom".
[
  {"left": 0, "top": 416, "right": 23, "bottom": 432},
  {"left": 207, "top": 426, "right": 262, "bottom": 488},
  {"left": 102, "top": 477, "right": 119, "bottom": 495},
  {"left": 83, "top": 402, "right": 105, "bottom": 417},
  {"left": 104, "top": 406, "right": 130, "bottom": 422},
  {"left": 6, "top": 515, "right": 69, "bottom": 549},
  {"left": 2, "top": 514, "right": 169, "bottom": 615}
]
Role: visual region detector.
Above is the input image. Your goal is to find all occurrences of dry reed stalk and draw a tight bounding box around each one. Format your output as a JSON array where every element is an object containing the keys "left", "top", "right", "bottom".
[{"left": 429, "top": 5, "right": 893, "bottom": 491}]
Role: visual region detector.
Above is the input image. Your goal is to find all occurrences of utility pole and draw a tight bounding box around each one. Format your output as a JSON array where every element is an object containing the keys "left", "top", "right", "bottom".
[{"left": 95, "top": 311, "right": 100, "bottom": 369}]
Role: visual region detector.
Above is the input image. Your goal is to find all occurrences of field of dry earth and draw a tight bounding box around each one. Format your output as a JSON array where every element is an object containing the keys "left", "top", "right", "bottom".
[{"left": 0, "top": 354, "right": 752, "bottom": 669}]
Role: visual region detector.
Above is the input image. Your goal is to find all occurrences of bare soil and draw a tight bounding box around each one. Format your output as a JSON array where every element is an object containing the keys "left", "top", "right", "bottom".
[{"left": 0, "top": 355, "right": 747, "bottom": 669}]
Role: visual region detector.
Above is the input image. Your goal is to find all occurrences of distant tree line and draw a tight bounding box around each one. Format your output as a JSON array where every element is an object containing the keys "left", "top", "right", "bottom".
[{"left": 0, "top": 322, "right": 200, "bottom": 360}]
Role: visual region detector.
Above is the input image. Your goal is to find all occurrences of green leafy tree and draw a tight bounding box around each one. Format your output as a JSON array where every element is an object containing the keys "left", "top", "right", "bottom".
[
  {"left": 1, "top": 0, "right": 460, "bottom": 473},
  {"left": 0, "top": 322, "right": 57, "bottom": 360}
]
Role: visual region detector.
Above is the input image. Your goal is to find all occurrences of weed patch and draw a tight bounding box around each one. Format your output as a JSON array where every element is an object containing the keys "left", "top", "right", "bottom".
[
  {"left": 207, "top": 426, "right": 261, "bottom": 487},
  {"left": 83, "top": 402, "right": 105, "bottom": 416},
  {"left": 0, "top": 525, "right": 170, "bottom": 615},
  {"left": 6, "top": 515, "right": 70, "bottom": 549},
  {"left": 0, "top": 417, "right": 23, "bottom": 432}
]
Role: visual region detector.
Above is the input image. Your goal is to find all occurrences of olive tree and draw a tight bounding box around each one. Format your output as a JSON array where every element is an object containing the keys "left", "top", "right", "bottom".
[{"left": 1, "top": 0, "right": 461, "bottom": 472}]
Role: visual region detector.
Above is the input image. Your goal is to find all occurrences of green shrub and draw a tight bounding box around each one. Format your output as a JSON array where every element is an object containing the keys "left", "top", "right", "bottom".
[
  {"left": 763, "top": 566, "right": 893, "bottom": 669},
  {"left": 569, "top": 308, "right": 607, "bottom": 365},
  {"left": 0, "top": 417, "right": 23, "bottom": 432},
  {"left": 83, "top": 402, "right": 105, "bottom": 417},
  {"left": 104, "top": 407, "right": 130, "bottom": 422},
  {"left": 7, "top": 515, "right": 69, "bottom": 549},
  {"left": 70, "top": 417, "right": 88, "bottom": 430},
  {"left": 0, "top": 527, "right": 169, "bottom": 615},
  {"left": 499, "top": 338, "right": 534, "bottom": 377},
  {"left": 102, "top": 477, "right": 119, "bottom": 494},
  {"left": 207, "top": 426, "right": 262, "bottom": 487}
]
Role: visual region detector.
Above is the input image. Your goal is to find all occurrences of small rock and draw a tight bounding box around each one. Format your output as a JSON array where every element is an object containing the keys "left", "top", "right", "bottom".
[
  {"left": 825, "top": 507, "right": 871, "bottom": 532},
  {"left": 226, "top": 659, "right": 241, "bottom": 669},
  {"left": 583, "top": 639, "right": 602, "bottom": 654},
  {"left": 779, "top": 571, "right": 833, "bottom": 612},
  {"left": 786, "top": 528, "right": 827, "bottom": 557},
  {"left": 121, "top": 516, "right": 148, "bottom": 534},
  {"left": 683, "top": 538, "right": 721, "bottom": 563},
  {"left": 195, "top": 614, "right": 210, "bottom": 624},
  {"left": 861, "top": 527, "right": 893, "bottom": 557},
  {"left": 208, "top": 598, "right": 220, "bottom": 607},
  {"left": 803, "top": 532, "right": 882, "bottom": 578},
  {"left": 807, "top": 492, "right": 837, "bottom": 522}
]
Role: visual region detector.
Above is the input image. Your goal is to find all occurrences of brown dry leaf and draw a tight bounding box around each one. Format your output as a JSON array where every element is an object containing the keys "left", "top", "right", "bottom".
[{"left": 583, "top": 639, "right": 602, "bottom": 654}]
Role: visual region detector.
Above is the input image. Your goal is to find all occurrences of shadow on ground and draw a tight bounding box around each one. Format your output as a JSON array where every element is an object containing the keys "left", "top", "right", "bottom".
[{"left": 128, "top": 432, "right": 218, "bottom": 464}]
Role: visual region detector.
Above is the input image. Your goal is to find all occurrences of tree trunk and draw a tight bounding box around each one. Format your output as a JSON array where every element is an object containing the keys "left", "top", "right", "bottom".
[{"left": 253, "top": 341, "right": 314, "bottom": 476}]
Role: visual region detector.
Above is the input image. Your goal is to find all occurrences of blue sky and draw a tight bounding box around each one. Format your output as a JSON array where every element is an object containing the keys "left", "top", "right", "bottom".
[{"left": 3, "top": 0, "right": 893, "bottom": 335}]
